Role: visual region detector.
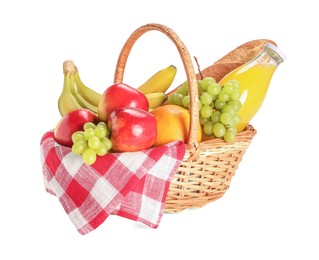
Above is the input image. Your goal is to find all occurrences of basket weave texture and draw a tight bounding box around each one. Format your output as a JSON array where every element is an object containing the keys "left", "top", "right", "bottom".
[{"left": 114, "top": 23, "right": 257, "bottom": 213}]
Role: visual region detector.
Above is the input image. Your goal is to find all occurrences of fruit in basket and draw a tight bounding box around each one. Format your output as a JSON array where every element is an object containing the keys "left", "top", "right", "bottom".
[
  {"left": 71, "top": 122, "right": 112, "bottom": 165},
  {"left": 58, "top": 65, "right": 83, "bottom": 116},
  {"left": 167, "top": 78, "right": 242, "bottom": 143},
  {"left": 58, "top": 61, "right": 101, "bottom": 116},
  {"left": 98, "top": 83, "right": 149, "bottom": 122},
  {"left": 54, "top": 109, "right": 97, "bottom": 147},
  {"left": 108, "top": 107, "right": 157, "bottom": 152},
  {"left": 137, "top": 65, "right": 177, "bottom": 94},
  {"left": 150, "top": 105, "right": 202, "bottom": 147},
  {"left": 72, "top": 65, "right": 102, "bottom": 108},
  {"left": 145, "top": 92, "right": 168, "bottom": 110}
]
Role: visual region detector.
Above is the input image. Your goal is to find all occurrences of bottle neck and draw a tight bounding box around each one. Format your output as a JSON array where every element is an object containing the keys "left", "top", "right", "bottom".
[{"left": 254, "top": 44, "right": 285, "bottom": 67}]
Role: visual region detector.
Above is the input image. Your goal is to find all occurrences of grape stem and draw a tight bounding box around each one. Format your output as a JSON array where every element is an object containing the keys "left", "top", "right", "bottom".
[{"left": 194, "top": 56, "right": 203, "bottom": 80}]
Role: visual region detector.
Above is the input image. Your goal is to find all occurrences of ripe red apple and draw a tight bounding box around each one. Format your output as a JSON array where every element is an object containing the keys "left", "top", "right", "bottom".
[
  {"left": 98, "top": 83, "right": 149, "bottom": 122},
  {"left": 54, "top": 109, "right": 97, "bottom": 147},
  {"left": 108, "top": 107, "right": 157, "bottom": 152}
]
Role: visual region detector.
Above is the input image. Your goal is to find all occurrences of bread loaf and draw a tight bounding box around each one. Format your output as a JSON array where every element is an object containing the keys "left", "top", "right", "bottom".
[
  {"left": 196, "top": 39, "right": 277, "bottom": 82},
  {"left": 167, "top": 39, "right": 277, "bottom": 97}
]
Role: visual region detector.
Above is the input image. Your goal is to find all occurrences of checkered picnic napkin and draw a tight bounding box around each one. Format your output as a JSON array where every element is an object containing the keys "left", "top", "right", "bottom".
[{"left": 40, "top": 131, "right": 186, "bottom": 235}]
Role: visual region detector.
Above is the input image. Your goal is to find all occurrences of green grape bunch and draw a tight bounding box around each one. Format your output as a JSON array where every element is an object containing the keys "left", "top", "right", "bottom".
[
  {"left": 71, "top": 121, "right": 113, "bottom": 165},
  {"left": 167, "top": 77, "right": 242, "bottom": 143}
]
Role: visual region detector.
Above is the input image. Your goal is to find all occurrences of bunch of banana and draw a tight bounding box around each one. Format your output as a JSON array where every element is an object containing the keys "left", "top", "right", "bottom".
[
  {"left": 137, "top": 65, "right": 177, "bottom": 95},
  {"left": 58, "top": 61, "right": 102, "bottom": 116},
  {"left": 138, "top": 65, "right": 177, "bottom": 110},
  {"left": 58, "top": 62, "right": 177, "bottom": 116}
]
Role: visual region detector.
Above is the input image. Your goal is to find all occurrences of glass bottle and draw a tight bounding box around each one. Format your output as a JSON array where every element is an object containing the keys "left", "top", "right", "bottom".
[{"left": 218, "top": 43, "right": 286, "bottom": 132}]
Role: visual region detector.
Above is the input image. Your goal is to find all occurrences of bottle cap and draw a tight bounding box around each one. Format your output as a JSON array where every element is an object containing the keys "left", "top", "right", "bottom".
[{"left": 265, "top": 43, "right": 286, "bottom": 62}]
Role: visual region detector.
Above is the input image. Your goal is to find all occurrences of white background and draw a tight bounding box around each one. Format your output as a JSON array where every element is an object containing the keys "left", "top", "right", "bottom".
[{"left": 1, "top": 0, "right": 318, "bottom": 259}]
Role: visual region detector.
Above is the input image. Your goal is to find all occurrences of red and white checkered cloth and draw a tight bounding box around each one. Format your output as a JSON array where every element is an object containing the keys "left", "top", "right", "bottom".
[{"left": 40, "top": 131, "right": 186, "bottom": 235}]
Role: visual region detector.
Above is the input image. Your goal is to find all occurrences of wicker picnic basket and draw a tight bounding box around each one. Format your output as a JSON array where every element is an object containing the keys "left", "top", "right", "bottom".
[{"left": 114, "top": 23, "right": 257, "bottom": 213}]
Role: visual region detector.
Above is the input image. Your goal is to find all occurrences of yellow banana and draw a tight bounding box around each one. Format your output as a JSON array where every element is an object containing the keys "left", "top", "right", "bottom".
[
  {"left": 146, "top": 92, "right": 168, "bottom": 110},
  {"left": 58, "top": 72, "right": 82, "bottom": 116},
  {"left": 137, "top": 65, "right": 177, "bottom": 94},
  {"left": 69, "top": 73, "right": 98, "bottom": 114},
  {"left": 62, "top": 61, "right": 98, "bottom": 115},
  {"left": 73, "top": 69, "right": 102, "bottom": 107}
]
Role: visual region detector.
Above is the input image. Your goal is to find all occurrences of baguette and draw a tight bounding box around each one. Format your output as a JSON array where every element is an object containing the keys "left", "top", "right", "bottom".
[
  {"left": 168, "top": 39, "right": 277, "bottom": 96},
  {"left": 196, "top": 39, "right": 277, "bottom": 82}
]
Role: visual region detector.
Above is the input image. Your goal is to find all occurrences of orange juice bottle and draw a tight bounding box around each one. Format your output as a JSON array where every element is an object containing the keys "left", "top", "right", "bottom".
[{"left": 218, "top": 43, "right": 286, "bottom": 132}]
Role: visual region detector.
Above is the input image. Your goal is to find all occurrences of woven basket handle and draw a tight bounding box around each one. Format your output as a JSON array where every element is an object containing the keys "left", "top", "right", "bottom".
[{"left": 114, "top": 23, "right": 199, "bottom": 150}]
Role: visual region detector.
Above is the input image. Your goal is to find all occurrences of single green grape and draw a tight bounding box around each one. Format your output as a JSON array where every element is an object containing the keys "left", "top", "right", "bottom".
[
  {"left": 72, "top": 131, "right": 85, "bottom": 143},
  {"left": 218, "top": 91, "right": 229, "bottom": 102},
  {"left": 173, "top": 93, "right": 184, "bottom": 106},
  {"left": 204, "top": 121, "right": 214, "bottom": 135},
  {"left": 213, "top": 123, "right": 226, "bottom": 137},
  {"left": 224, "top": 130, "right": 236, "bottom": 143},
  {"left": 97, "top": 124, "right": 110, "bottom": 137},
  {"left": 227, "top": 100, "right": 242, "bottom": 112},
  {"left": 227, "top": 126, "right": 238, "bottom": 134},
  {"left": 200, "top": 92, "right": 213, "bottom": 106},
  {"left": 230, "top": 91, "right": 241, "bottom": 101},
  {"left": 95, "top": 145, "right": 108, "bottom": 156},
  {"left": 220, "top": 112, "right": 233, "bottom": 126},
  {"left": 223, "top": 82, "right": 234, "bottom": 94},
  {"left": 88, "top": 136, "right": 101, "bottom": 150},
  {"left": 84, "top": 122, "right": 96, "bottom": 130},
  {"left": 200, "top": 105, "right": 213, "bottom": 118},
  {"left": 166, "top": 94, "right": 175, "bottom": 104},
  {"left": 215, "top": 100, "right": 225, "bottom": 110},
  {"left": 101, "top": 137, "right": 113, "bottom": 151},
  {"left": 211, "top": 111, "right": 221, "bottom": 123},
  {"left": 72, "top": 141, "right": 88, "bottom": 155},
  {"left": 82, "top": 148, "right": 97, "bottom": 165},
  {"left": 181, "top": 81, "right": 189, "bottom": 92},
  {"left": 84, "top": 128, "right": 95, "bottom": 140},
  {"left": 182, "top": 95, "right": 190, "bottom": 108},
  {"left": 94, "top": 126, "right": 107, "bottom": 139},
  {"left": 207, "top": 83, "right": 221, "bottom": 96}
]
